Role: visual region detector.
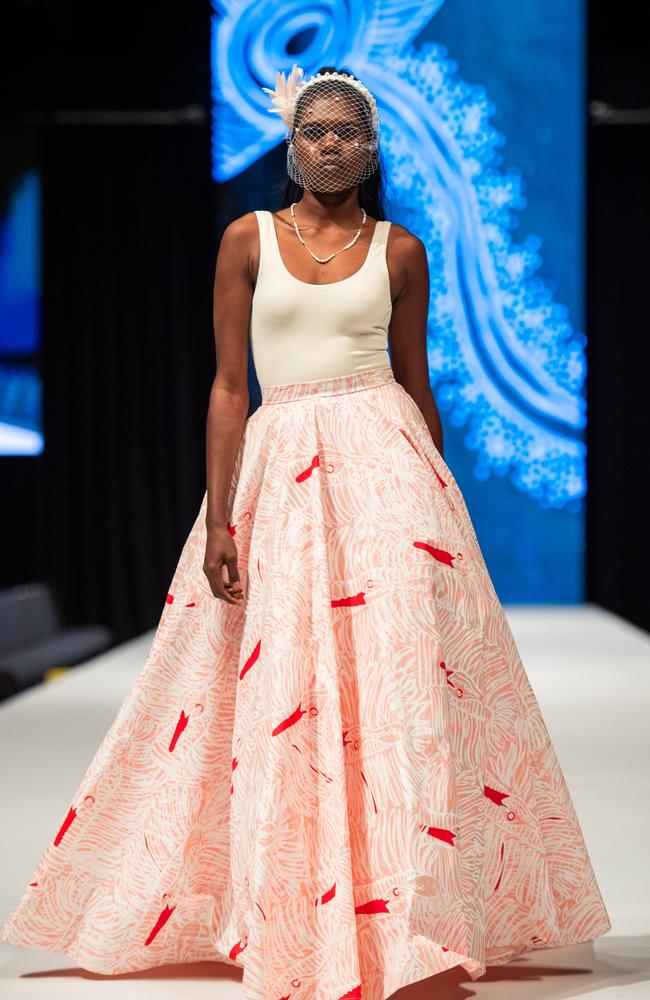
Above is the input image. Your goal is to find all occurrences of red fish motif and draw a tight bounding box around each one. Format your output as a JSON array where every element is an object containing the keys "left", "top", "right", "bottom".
[
  {"left": 272, "top": 703, "right": 307, "bottom": 736},
  {"left": 229, "top": 938, "right": 248, "bottom": 960},
  {"left": 53, "top": 805, "right": 77, "bottom": 846},
  {"left": 296, "top": 455, "right": 320, "bottom": 482},
  {"left": 355, "top": 897, "right": 391, "bottom": 914},
  {"left": 338, "top": 987, "right": 362, "bottom": 999},
  {"left": 240, "top": 638, "right": 261, "bottom": 680},
  {"left": 169, "top": 709, "right": 189, "bottom": 752},
  {"left": 320, "top": 882, "right": 336, "bottom": 905},
  {"left": 413, "top": 540, "right": 459, "bottom": 566},
  {"left": 420, "top": 823, "right": 456, "bottom": 846},
  {"left": 484, "top": 785, "right": 510, "bottom": 807},
  {"left": 331, "top": 591, "right": 366, "bottom": 608},
  {"left": 144, "top": 902, "right": 176, "bottom": 946}
]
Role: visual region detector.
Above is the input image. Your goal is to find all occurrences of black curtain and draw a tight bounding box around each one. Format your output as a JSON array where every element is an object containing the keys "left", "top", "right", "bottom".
[
  {"left": 586, "top": 2, "right": 650, "bottom": 631},
  {"left": 38, "top": 122, "right": 216, "bottom": 641}
]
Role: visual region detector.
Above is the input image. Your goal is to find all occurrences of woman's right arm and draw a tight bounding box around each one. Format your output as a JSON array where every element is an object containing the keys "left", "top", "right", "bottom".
[{"left": 203, "top": 212, "right": 258, "bottom": 604}]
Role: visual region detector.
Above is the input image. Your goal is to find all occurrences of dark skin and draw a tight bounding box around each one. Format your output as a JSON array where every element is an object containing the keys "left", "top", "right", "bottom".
[{"left": 204, "top": 186, "right": 444, "bottom": 604}]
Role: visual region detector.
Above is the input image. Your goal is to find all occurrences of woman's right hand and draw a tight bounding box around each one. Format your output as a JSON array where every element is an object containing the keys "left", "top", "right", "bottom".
[{"left": 203, "top": 526, "right": 245, "bottom": 605}]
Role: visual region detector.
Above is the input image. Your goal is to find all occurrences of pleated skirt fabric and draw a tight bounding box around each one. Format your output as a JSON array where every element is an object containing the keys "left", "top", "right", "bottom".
[{"left": 0, "top": 364, "right": 611, "bottom": 999}]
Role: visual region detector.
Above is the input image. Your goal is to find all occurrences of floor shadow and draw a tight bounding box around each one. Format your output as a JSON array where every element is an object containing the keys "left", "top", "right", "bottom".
[
  {"left": 14, "top": 935, "right": 650, "bottom": 999},
  {"left": 18, "top": 958, "right": 244, "bottom": 983},
  {"left": 392, "top": 935, "right": 650, "bottom": 999}
]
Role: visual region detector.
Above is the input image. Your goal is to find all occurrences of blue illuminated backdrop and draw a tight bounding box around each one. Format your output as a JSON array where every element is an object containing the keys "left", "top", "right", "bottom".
[
  {"left": 0, "top": 168, "right": 42, "bottom": 455},
  {"left": 210, "top": 0, "right": 586, "bottom": 602}
]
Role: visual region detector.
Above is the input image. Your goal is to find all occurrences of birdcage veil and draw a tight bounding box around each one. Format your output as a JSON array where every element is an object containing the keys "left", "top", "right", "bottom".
[{"left": 262, "top": 65, "right": 380, "bottom": 193}]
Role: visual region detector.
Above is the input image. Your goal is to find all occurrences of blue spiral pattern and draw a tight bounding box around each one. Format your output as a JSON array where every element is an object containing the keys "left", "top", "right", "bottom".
[{"left": 211, "top": 0, "right": 585, "bottom": 511}]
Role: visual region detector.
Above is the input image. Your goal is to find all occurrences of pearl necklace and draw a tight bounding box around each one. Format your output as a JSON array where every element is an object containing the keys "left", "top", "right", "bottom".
[{"left": 290, "top": 202, "right": 367, "bottom": 264}]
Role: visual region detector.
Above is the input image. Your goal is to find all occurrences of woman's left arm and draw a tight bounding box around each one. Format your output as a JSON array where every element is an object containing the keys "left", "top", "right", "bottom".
[{"left": 386, "top": 227, "right": 444, "bottom": 458}]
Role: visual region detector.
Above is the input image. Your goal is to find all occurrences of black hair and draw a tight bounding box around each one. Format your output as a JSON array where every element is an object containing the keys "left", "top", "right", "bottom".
[{"left": 276, "top": 65, "right": 388, "bottom": 221}]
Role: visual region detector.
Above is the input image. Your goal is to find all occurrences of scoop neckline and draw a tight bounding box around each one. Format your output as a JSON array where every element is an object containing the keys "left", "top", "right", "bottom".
[{"left": 267, "top": 210, "right": 382, "bottom": 288}]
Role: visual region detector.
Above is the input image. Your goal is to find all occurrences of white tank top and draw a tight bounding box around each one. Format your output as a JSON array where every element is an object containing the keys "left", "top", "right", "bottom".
[{"left": 250, "top": 210, "right": 393, "bottom": 386}]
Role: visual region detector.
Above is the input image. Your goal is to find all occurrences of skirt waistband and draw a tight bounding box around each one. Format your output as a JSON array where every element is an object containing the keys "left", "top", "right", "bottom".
[{"left": 260, "top": 365, "right": 396, "bottom": 405}]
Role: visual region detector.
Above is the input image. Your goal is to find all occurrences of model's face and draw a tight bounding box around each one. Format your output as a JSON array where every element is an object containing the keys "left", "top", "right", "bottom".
[{"left": 292, "top": 94, "right": 372, "bottom": 193}]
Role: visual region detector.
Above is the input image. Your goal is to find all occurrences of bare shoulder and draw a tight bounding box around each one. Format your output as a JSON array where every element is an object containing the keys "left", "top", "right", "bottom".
[
  {"left": 386, "top": 224, "right": 428, "bottom": 302},
  {"left": 220, "top": 210, "right": 260, "bottom": 244},
  {"left": 215, "top": 211, "right": 262, "bottom": 283},
  {"left": 386, "top": 221, "right": 427, "bottom": 261}
]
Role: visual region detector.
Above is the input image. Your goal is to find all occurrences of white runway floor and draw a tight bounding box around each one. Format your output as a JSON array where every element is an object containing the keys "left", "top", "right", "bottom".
[{"left": 0, "top": 603, "right": 648, "bottom": 999}]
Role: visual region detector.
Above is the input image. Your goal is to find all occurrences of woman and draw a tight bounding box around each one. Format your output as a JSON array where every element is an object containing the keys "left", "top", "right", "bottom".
[{"left": 1, "top": 65, "right": 610, "bottom": 999}]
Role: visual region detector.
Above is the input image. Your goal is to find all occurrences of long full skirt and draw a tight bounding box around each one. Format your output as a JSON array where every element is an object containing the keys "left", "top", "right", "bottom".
[{"left": 0, "top": 364, "right": 611, "bottom": 999}]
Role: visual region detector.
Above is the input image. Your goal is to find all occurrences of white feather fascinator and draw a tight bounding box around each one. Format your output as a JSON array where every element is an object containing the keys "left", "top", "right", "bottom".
[{"left": 261, "top": 64, "right": 305, "bottom": 130}]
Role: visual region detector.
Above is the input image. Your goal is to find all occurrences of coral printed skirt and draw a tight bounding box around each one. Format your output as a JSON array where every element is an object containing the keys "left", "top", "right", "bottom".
[{"left": 0, "top": 365, "right": 610, "bottom": 999}]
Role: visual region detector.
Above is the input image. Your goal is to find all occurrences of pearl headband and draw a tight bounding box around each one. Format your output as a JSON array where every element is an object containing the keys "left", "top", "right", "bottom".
[{"left": 261, "top": 64, "right": 380, "bottom": 135}]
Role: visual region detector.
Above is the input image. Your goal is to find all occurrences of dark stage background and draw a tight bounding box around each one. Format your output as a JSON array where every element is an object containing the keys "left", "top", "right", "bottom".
[
  {"left": 586, "top": 9, "right": 650, "bottom": 633},
  {"left": 2, "top": 2, "right": 216, "bottom": 641},
  {"left": 1, "top": 0, "right": 648, "bottom": 647}
]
